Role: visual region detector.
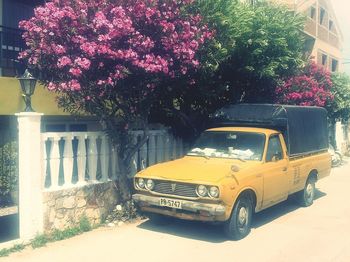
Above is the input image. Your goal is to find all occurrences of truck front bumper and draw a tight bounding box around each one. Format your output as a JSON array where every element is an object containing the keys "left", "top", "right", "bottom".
[{"left": 132, "top": 194, "right": 226, "bottom": 221}]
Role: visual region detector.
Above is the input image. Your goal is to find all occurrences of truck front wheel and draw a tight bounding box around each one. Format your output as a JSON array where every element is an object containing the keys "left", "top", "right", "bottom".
[
  {"left": 297, "top": 177, "right": 316, "bottom": 207},
  {"left": 224, "top": 195, "right": 253, "bottom": 240}
]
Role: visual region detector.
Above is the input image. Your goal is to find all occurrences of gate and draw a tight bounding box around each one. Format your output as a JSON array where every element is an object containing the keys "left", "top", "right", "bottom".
[{"left": 0, "top": 116, "right": 19, "bottom": 243}]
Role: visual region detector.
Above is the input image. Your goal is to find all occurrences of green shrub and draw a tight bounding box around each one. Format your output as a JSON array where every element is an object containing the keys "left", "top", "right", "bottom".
[
  {"left": 0, "top": 141, "right": 18, "bottom": 203},
  {"left": 79, "top": 215, "right": 92, "bottom": 232},
  {"left": 31, "top": 234, "right": 49, "bottom": 249},
  {"left": 51, "top": 227, "right": 82, "bottom": 241},
  {"left": 0, "top": 244, "right": 25, "bottom": 257}
]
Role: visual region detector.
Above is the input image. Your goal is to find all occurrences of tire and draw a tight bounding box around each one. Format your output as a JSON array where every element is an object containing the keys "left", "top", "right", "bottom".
[
  {"left": 297, "top": 177, "right": 316, "bottom": 207},
  {"left": 224, "top": 195, "right": 253, "bottom": 240}
]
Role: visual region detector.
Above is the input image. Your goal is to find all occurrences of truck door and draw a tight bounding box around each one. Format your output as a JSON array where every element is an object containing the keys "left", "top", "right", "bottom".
[{"left": 262, "top": 134, "right": 289, "bottom": 208}]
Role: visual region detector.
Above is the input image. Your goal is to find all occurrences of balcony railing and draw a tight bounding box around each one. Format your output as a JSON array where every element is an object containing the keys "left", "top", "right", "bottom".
[{"left": 0, "top": 26, "right": 26, "bottom": 77}]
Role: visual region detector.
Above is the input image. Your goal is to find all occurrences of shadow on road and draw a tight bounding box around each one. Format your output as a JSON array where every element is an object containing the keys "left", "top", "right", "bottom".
[
  {"left": 137, "top": 188, "right": 326, "bottom": 243},
  {"left": 252, "top": 188, "right": 326, "bottom": 228}
]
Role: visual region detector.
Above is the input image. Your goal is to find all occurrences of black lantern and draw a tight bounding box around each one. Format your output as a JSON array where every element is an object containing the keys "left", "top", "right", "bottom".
[{"left": 18, "top": 69, "right": 37, "bottom": 112}]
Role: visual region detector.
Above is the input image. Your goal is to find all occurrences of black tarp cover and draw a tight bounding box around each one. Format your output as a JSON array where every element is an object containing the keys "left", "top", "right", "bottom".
[{"left": 212, "top": 104, "right": 328, "bottom": 156}]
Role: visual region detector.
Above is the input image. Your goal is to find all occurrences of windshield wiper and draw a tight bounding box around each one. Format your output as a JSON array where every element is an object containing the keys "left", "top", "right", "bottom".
[
  {"left": 188, "top": 151, "right": 210, "bottom": 160},
  {"left": 230, "top": 155, "right": 246, "bottom": 162},
  {"left": 234, "top": 157, "right": 246, "bottom": 162}
]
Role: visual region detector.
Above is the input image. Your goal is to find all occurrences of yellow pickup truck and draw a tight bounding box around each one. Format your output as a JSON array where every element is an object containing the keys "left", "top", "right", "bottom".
[{"left": 132, "top": 104, "right": 331, "bottom": 240}]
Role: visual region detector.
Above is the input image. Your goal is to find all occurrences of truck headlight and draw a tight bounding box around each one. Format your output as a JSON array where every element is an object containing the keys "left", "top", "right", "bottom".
[
  {"left": 208, "top": 186, "right": 220, "bottom": 198},
  {"left": 196, "top": 185, "right": 208, "bottom": 197},
  {"left": 145, "top": 179, "right": 155, "bottom": 190},
  {"left": 137, "top": 178, "right": 145, "bottom": 189}
]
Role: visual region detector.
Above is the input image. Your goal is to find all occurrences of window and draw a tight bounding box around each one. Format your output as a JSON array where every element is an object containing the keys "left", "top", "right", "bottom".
[
  {"left": 331, "top": 59, "right": 338, "bottom": 72},
  {"left": 319, "top": 8, "right": 325, "bottom": 25},
  {"left": 321, "top": 54, "right": 328, "bottom": 66},
  {"left": 187, "top": 131, "right": 266, "bottom": 161},
  {"left": 45, "top": 124, "right": 66, "bottom": 132},
  {"left": 69, "top": 124, "right": 87, "bottom": 132},
  {"left": 266, "top": 135, "right": 283, "bottom": 162},
  {"left": 44, "top": 123, "right": 88, "bottom": 132},
  {"left": 329, "top": 20, "right": 333, "bottom": 31},
  {"left": 310, "top": 6, "right": 316, "bottom": 19}
]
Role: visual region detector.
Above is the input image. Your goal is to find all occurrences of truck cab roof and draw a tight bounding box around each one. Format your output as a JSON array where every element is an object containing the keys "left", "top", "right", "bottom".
[{"left": 206, "top": 126, "right": 279, "bottom": 135}]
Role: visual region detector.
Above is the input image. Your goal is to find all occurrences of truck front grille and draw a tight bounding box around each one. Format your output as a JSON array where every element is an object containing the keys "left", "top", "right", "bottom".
[{"left": 153, "top": 181, "right": 197, "bottom": 198}]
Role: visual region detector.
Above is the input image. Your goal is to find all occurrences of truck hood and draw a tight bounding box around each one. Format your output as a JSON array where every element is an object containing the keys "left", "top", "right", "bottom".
[{"left": 137, "top": 156, "right": 262, "bottom": 184}]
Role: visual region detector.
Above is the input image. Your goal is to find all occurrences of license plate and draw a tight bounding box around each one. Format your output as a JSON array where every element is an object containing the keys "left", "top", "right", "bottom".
[{"left": 159, "top": 198, "right": 182, "bottom": 209}]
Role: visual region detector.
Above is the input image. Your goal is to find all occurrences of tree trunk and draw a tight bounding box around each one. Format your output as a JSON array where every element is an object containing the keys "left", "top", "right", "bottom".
[{"left": 113, "top": 125, "right": 150, "bottom": 202}]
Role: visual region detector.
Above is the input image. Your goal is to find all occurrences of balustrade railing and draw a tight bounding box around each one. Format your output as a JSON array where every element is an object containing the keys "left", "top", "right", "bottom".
[{"left": 41, "top": 130, "right": 186, "bottom": 190}]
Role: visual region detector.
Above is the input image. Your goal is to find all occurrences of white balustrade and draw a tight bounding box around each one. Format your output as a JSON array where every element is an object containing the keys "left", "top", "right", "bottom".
[{"left": 41, "top": 129, "right": 184, "bottom": 190}]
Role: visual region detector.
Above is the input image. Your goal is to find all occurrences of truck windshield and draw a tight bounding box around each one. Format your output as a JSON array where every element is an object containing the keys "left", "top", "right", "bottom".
[{"left": 187, "top": 131, "right": 266, "bottom": 161}]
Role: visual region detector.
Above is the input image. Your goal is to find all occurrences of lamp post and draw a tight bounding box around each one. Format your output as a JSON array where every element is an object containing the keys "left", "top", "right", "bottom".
[{"left": 18, "top": 69, "right": 37, "bottom": 112}]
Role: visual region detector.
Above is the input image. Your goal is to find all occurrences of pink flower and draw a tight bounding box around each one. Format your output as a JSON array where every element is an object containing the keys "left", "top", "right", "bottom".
[
  {"left": 69, "top": 67, "right": 82, "bottom": 77},
  {"left": 19, "top": 0, "right": 213, "bottom": 102},
  {"left": 57, "top": 56, "right": 72, "bottom": 68},
  {"left": 47, "top": 82, "right": 57, "bottom": 91},
  {"left": 74, "top": 57, "right": 91, "bottom": 70},
  {"left": 69, "top": 80, "right": 81, "bottom": 91}
]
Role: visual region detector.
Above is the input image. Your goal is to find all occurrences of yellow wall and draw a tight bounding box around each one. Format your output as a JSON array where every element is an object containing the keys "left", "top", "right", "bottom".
[{"left": 0, "top": 77, "right": 69, "bottom": 115}]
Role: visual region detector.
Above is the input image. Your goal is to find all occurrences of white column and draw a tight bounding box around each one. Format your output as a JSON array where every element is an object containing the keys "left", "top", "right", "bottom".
[
  {"left": 63, "top": 135, "right": 73, "bottom": 186},
  {"left": 139, "top": 139, "right": 148, "bottom": 170},
  {"left": 164, "top": 133, "right": 170, "bottom": 161},
  {"left": 42, "top": 137, "right": 47, "bottom": 188},
  {"left": 177, "top": 137, "right": 183, "bottom": 158},
  {"left": 76, "top": 135, "right": 87, "bottom": 184},
  {"left": 156, "top": 133, "right": 164, "bottom": 163},
  {"left": 16, "top": 112, "right": 44, "bottom": 240},
  {"left": 148, "top": 133, "right": 156, "bottom": 166},
  {"left": 110, "top": 145, "right": 118, "bottom": 180},
  {"left": 129, "top": 134, "right": 138, "bottom": 177},
  {"left": 87, "top": 135, "right": 98, "bottom": 181},
  {"left": 100, "top": 135, "right": 109, "bottom": 181},
  {"left": 49, "top": 137, "right": 60, "bottom": 188}
]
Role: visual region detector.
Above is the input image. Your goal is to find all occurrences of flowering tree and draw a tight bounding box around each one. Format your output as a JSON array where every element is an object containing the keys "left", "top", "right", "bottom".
[
  {"left": 150, "top": 0, "right": 307, "bottom": 141},
  {"left": 275, "top": 61, "right": 333, "bottom": 107},
  {"left": 19, "top": 0, "right": 212, "bottom": 199}
]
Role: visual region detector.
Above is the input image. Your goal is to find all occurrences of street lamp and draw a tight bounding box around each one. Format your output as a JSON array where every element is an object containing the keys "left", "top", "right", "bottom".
[{"left": 18, "top": 69, "right": 37, "bottom": 112}]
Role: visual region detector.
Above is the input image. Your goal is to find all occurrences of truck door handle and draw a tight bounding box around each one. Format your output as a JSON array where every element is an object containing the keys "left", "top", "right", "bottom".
[{"left": 282, "top": 167, "right": 287, "bottom": 172}]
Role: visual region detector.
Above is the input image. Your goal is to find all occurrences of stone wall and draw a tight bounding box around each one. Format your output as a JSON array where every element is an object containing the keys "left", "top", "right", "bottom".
[{"left": 42, "top": 181, "right": 118, "bottom": 233}]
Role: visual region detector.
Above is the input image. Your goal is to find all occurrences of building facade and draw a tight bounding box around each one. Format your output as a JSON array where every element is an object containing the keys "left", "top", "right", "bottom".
[
  {"left": 271, "top": 0, "right": 343, "bottom": 72},
  {"left": 0, "top": 0, "right": 103, "bottom": 132}
]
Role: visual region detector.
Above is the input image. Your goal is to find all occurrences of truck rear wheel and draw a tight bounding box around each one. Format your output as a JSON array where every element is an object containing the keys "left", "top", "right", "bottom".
[
  {"left": 297, "top": 177, "right": 315, "bottom": 207},
  {"left": 224, "top": 195, "right": 253, "bottom": 240}
]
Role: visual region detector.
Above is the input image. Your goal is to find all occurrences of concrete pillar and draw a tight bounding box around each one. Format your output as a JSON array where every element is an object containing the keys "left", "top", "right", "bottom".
[{"left": 16, "top": 112, "right": 44, "bottom": 240}]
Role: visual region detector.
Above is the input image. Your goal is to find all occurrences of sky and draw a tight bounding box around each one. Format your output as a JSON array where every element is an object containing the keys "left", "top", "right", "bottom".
[{"left": 331, "top": 0, "right": 350, "bottom": 75}]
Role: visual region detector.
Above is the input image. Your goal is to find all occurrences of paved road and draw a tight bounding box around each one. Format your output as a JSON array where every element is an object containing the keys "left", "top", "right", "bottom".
[{"left": 2, "top": 160, "right": 350, "bottom": 262}]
